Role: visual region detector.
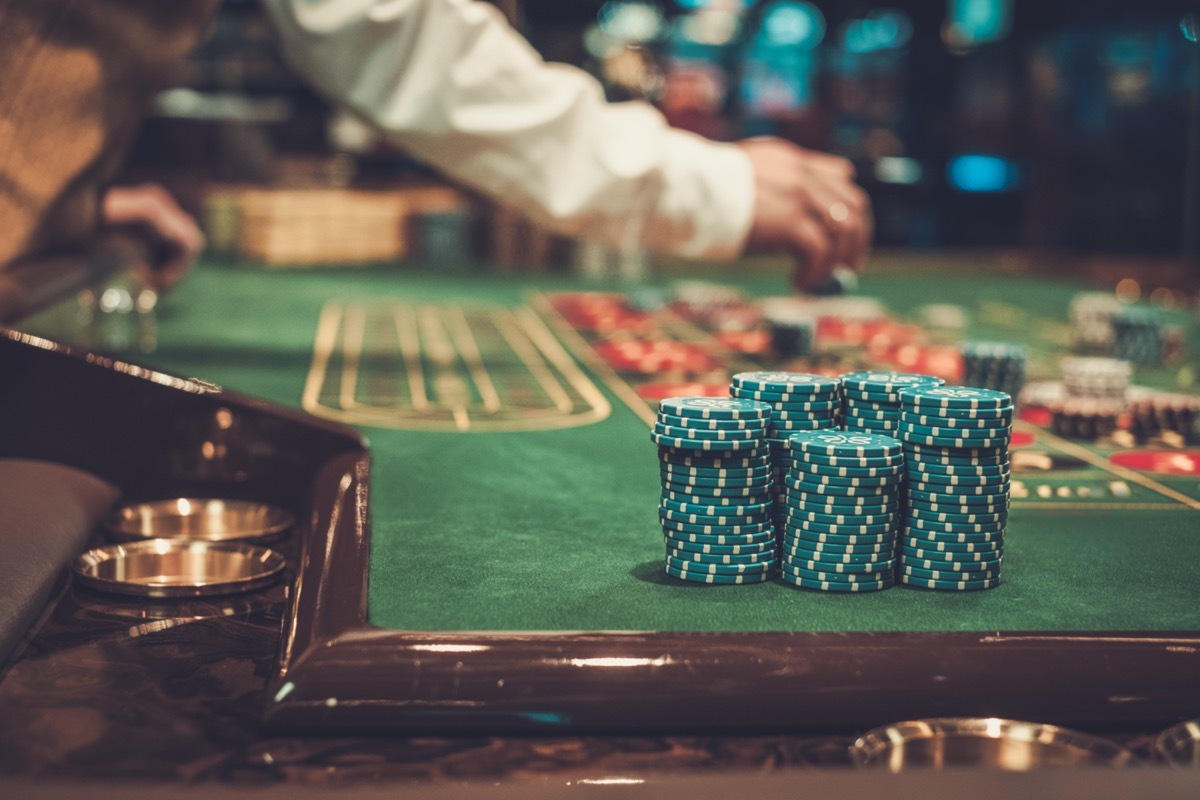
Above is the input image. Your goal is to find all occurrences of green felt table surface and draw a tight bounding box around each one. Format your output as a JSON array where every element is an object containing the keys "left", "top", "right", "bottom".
[{"left": 26, "top": 257, "right": 1200, "bottom": 634}]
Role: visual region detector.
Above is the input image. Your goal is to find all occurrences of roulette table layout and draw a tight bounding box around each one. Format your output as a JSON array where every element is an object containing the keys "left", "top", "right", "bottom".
[{"left": 1, "top": 254, "right": 1199, "bottom": 793}]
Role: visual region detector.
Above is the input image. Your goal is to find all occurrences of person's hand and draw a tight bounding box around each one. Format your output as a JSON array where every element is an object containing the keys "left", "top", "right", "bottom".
[
  {"left": 101, "top": 183, "right": 205, "bottom": 291},
  {"left": 736, "top": 137, "right": 872, "bottom": 291}
]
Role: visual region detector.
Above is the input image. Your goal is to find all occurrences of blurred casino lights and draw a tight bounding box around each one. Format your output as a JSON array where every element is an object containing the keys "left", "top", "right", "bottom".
[
  {"left": 740, "top": 2, "right": 824, "bottom": 117},
  {"left": 159, "top": 0, "right": 1199, "bottom": 258},
  {"left": 1179, "top": 13, "right": 1198, "bottom": 43},
  {"left": 841, "top": 9, "right": 912, "bottom": 54},
  {"left": 947, "top": 154, "right": 1022, "bottom": 194},
  {"left": 943, "top": 0, "right": 1012, "bottom": 51},
  {"left": 760, "top": 1, "right": 825, "bottom": 49},
  {"left": 875, "top": 157, "right": 924, "bottom": 186},
  {"left": 597, "top": 1, "right": 666, "bottom": 43},
  {"left": 675, "top": 7, "right": 743, "bottom": 47}
]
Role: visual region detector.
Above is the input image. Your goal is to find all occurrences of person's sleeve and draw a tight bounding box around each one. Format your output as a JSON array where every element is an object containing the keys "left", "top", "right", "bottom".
[{"left": 260, "top": 0, "right": 754, "bottom": 259}]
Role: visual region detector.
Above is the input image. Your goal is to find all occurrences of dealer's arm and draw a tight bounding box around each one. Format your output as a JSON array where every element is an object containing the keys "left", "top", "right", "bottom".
[{"left": 262, "top": 0, "right": 871, "bottom": 287}]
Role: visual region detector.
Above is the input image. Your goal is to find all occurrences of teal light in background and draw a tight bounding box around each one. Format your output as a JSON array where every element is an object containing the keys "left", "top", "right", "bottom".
[
  {"left": 1181, "top": 13, "right": 1198, "bottom": 43},
  {"left": 740, "top": 1, "right": 824, "bottom": 115},
  {"left": 875, "top": 157, "right": 924, "bottom": 185},
  {"left": 598, "top": 1, "right": 666, "bottom": 43},
  {"left": 946, "top": 0, "right": 1012, "bottom": 47},
  {"left": 947, "top": 154, "right": 1020, "bottom": 193},
  {"left": 760, "top": 1, "right": 825, "bottom": 49},
  {"left": 673, "top": 0, "right": 757, "bottom": 10},
  {"left": 841, "top": 9, "right": 913, "bottom": 54}
]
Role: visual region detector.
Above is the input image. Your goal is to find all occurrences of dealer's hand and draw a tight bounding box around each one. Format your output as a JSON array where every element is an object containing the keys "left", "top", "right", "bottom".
[
  {"left": 101, "top": 183, "right": 205, "bottom": 291},
  {"left": 737, "top": 137, "right": 872, "bottom": 291}
]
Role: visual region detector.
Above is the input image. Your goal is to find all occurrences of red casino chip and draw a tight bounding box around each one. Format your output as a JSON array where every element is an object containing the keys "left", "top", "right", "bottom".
[
  {"left": 594, "top": 340, "right": 720, "bottom": 375},
  {"left": 550, "top": 293, "right": 652, "bottom": 333},
  {"left": 1110, "top": 450, "right": 1200, "bottom": 476},
  {"left": 819, "top": 317, "right": 882, "bottom": 346},
  {"left": 879, "top": 344, "right": 962, "bottom": 382},
  {"left": 867, "top": 322, "right": 922, "bottom": 352},
  {"left": 1019, "top": 405, "right": 1053, "bottom": 427},
  {"left": 637, "top": 382, "right": 730, "bottom": 401},
  {"left": 716, "top": 330, "right": 770, "bottom": 355},
  {"left": 1009, "top": 430, "right": 1036, "bottom": 448}
]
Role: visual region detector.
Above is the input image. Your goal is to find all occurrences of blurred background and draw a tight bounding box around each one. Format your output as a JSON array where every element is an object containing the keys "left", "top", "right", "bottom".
[{"left": 121, "top": 0, "right": 1200, "bottom": 280}]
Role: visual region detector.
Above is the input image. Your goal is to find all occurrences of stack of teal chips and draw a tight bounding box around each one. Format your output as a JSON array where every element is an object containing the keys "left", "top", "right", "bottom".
[
  {"left": 653, "top": 396, "right": 779, "bottom": 584},
  {"left": 840, "top": 371, "right": 946, "bottom": 435},
  {"left": 780, "top": 430, "right": 905, "bottom": 592},
  {"left": 728, "top": 372, "right": 842, "bottom": 537},
  {"left": 959, "top": 341, "right": 1027, "bottom": 401},
  {"left": 895, "top": 386, "right": 1012, "bottom": 591},
  {"left": 1111, "top": 306, "right": 1163, "bottom": 365}
]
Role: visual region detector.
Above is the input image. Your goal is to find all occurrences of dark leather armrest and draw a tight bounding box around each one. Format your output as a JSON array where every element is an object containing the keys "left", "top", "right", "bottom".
[{"left": 0, "top": 459, "right": 119, "bottom": 666}]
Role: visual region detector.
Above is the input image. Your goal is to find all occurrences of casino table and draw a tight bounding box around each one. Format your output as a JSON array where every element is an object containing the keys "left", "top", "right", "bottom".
[{"left": 2, "top": 253, "right": 1200, "bottom": 790}]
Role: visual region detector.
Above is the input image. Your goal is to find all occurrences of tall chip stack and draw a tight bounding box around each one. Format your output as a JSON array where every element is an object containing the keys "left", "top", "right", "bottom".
[
  {"left": 839, "top": 372, "right": 946, "bottom": 435},
  {"left": 760, "top": 298, "right": 818, "bottom": 360},
  {"left": 1069, "top": 292, "right": 1122, "bottom": 354},
  {"left": 654, "top": 397, "right": 778, "bottom": 584},
  {"left": 728, "top": 373, "right": 843, "bottom": 541},
  {"left": 780, "top": 431, "right": 905, "bottom": 592},
  {"left": 1111, "top": 306, "right": 1164, "bottom": 365},
  {"left": 895, "top": 387, "right": 1012, "bottom": 591},
  {"left": 1160, "top": 325, "right": 1187, "bottom": 365},
  {"left": 1054, "top": 356, "right": 1131, "bottom": 439},
  {"left": 958, "top": 341, "right": 1027, "bottom": 401}
]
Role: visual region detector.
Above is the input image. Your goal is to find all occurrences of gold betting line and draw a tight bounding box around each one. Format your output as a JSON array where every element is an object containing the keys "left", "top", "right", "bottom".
[
  {"left": 1027, "top": 422, "right": 1200, "bottom": 511},
  {"left": 305, "top": 297, "right": 610, "bottom": 431},
  {"left": 445, "top": 307, "right": 502, "bottom": 414},
  {"left": 301, "top": 301, "right": 346, "bottom": 421},
  {"left": 304, "top": 302, "right": 408, "bottom": 425},
  {"left": 530, "top": 291, "right": 655, "bottom": 428},
  {"left": 338, "top": 304, "right": 366, "bottom": 414},
  {"left": 305, "top": 301, "right": 439, "bottom": 426},
  {"left": 350, "top": 304, "right": 427, "bottom": 422},
  {"left": 491, "top": 307, "right": 576, "bottom": 414},
  {"left": 512, "top": 305, "right": 611, "bottom": 426},
  {"left": 1010, "top": 502, "right": 1188, "bottom": 511},
  {"left": 418, "top": 305, "right": 471, "bottom": 430},
  {"left": 394, "top": 304, "right": 430, "bottom": 412}
]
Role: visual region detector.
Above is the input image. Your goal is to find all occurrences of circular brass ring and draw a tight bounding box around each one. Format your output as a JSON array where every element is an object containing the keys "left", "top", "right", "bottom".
[
  {"left": 73, "top": 539, "right": 286, "bottom": 598},
  {"left": 1157, "top": 718, "right": 1200, "bottom": 767},
  {"left": 849, "top": 717, "right": 1136, "bottom": 771},
  {"left": 104, "top": 498, "right": 295, "bottom": 542}
]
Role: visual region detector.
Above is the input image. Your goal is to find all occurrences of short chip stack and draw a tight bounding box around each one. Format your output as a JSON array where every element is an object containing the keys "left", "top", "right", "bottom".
[
  {"left": 780, "top": 431, "right": 905, "bottom": 592},
  {"left": 1060, "top": 357, "right": 1131, "bottom": 402},
  {"left": 895, "top": 386, "right": 1012, "bottom": 591},
  {"left": 762, "top": 307, "right": 817, "bottom": 359},
  {"left": 1046, "top": 398, "right": 1122, "bottom": 440},
  {"left": 1052, "top": 357, "right": 1130, "bottom": 440},
  {"left": 1111, "top": 306, "right": 1164, "bottom": 365},
  {"left": 1069, "top": 292, "right": 1122, "bottom": 353},
  {"left": 1127, "top": 394, "right": 1200, "bottom": 443},
  {"left": 840, "top": 372, "right": 946, "bottom": 435},
  {"left": 654, "top": 396, "right": 778, "bottom": 584},
  {"left": 959, "top": 341, "right": 1027, "bottom": 401},
  {"left": 729, "top": 372, "right": 843, "bottom": 537}
]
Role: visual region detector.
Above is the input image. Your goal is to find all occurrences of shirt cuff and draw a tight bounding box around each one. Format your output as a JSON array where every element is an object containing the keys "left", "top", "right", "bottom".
[{"left": 655, "top": 132, "right": 755, "bottom": 261}]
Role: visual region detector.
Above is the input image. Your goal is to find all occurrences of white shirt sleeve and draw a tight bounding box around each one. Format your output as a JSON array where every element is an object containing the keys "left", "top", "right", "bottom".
[{"left": 260, "top": 0, "right": 754, "bottom": 259}]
